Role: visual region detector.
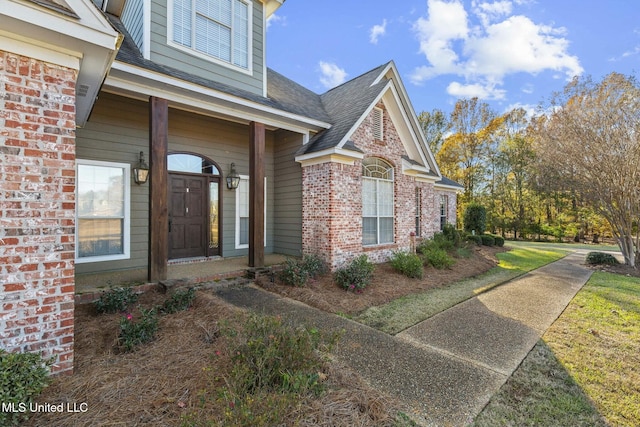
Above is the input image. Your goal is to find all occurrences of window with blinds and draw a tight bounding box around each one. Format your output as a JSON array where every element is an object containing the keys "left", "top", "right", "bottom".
[{"left": 172, "top": 0, "right": 250, "bottom": 69}]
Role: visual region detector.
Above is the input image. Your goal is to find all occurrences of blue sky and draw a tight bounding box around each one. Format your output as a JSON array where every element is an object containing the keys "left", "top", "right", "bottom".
[{"left": 266, "top": 0, "right": 639, "bottom": 116}]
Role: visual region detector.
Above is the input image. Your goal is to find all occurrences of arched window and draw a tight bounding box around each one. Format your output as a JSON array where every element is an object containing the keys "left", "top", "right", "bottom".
[
  {"left": 168, "top": 153, "right": 220, "bottom": 175},
  {"left": 362, "top": 157, "right": 394, "bottom": 245}
]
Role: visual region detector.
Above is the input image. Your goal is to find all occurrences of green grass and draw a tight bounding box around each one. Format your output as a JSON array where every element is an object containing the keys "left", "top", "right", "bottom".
[
  {"left": 475, "top": 272, "right": 640, "bottom": 426},
  {"left": 506, "top": 239, "right": 619, "bottom": 252},
  {"left": 355, "top": 245, "right": 568, "bottom": 334}
]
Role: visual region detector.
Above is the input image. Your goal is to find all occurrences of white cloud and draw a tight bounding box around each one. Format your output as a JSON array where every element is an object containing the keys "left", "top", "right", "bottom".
[
  {"left": 369, "top": 19, "right": 388, "bottom": 44},
  {"left": 447, "top": 81, "right": 506, "bottom": 100},
  {"left": 410, "top": 0, "right": 583, "bottom": 100},
  {"left": 266, "top": 13, "right": 286, "bottom": 29},
  {"left": 318, "top": 61, "right": 348, "bottom": 89},
  {"left": 503, "top": 102, "right": 538, "bottom": 118}
]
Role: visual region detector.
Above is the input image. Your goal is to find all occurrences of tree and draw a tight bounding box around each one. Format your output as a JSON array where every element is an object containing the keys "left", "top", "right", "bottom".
[
  {"left": 437, "top": 98, "right": 499, "bottom": 205},
  {"left": 417, "top": 109, "right": 448, "bottom": 154},
  {"left": 532, "top": 72, "right": 640, "bottom": 267}
]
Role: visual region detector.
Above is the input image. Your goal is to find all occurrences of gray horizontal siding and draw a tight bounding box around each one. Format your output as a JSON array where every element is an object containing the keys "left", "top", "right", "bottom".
[
  {"left": 273, "top": 130, "right": 303, "bottom": 256},
  {"left": 121, "top": 0, "right": 144, "bottom": 51},
  {"left": 149, "top": 0, "right": 265, "bottom": 96}
]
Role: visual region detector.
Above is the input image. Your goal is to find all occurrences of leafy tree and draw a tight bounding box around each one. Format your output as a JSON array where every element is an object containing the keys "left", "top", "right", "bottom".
[
  {"left": 464, "top": 203, "right": 487, "bottom": 235},
  {"left": 417, "top": 109, "right": 448, "bottom": 154},
  {"left": 532, "top": 72, "right": 640, "bottom": 267},
  {"left": 438, "top": 98, "right": 499, "bottom": 206}
]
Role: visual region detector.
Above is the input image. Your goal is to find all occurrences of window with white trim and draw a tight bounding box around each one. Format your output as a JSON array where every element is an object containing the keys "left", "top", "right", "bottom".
[
  {"left": 235, "top": 176, "right": 267, "bottom": 248},
  {"left": 76, "top": 160, "right": 130, "bottom": 263},
  {"left": 372, "top": 107, "right": 383, "bottom": 140},
  {"left": 440, "top": 195, "right": 449, "bottom": 231},
  {"left": 171, "top": 0, "right": 250, "bottom": 69},
  {"left": 362, "top": 158, "right": 394, "bottom": 245}
]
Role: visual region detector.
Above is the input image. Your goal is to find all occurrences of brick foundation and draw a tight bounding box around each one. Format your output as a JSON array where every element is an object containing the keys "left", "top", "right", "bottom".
[{"left": 0, "top": 50, "right": 77, "bottom": 374}]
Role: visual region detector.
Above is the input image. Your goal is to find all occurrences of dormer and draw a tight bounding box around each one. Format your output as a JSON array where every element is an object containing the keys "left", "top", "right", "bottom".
[{"left": 96, "top": 0, "right": 283, "bottom": 97}]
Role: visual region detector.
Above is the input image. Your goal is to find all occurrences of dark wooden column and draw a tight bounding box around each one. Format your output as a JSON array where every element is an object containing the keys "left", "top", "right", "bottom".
[
  {"left": 149, "top": 97, "right": 169, "bottom": 281},
  {"left": 249, "top": 121, "right": 265, "bottom": 267}
]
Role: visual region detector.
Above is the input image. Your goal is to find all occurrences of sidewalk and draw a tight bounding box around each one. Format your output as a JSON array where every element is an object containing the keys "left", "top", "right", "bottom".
[{"left": 214, "top": 251, "right": 593, "bottom": 426}]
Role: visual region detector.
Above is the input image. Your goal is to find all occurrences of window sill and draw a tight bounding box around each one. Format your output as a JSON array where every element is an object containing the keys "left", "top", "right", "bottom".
[{"left": 362, "top": 243, "right": 397, "bottom": 252}]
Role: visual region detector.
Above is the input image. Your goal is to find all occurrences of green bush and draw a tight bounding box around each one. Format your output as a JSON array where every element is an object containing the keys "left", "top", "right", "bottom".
[
  {"left": 423, "top": 248, "right": 455, "bottom": 269},
  {"left": 117, "top": 307, "right": 159, "bottom": 352},
  {"left": 493, "top": 235, "right": 505, "bottom": 247},
  {"left": 160, "top": 288, "right": 196, "bottom": 314},
  {"left": 442, "top": 224, "right": 462, "bottom": 247},
  {"left": 279, "top": 254, "right": 328, "bottom": 287},
  {"left": 464, "top": 203, "right": 487, "bottom": 235},
  {"left": 466, "top": 234, "right": 482, "bottom": 246},
  {"left": 94, "top": 287, "right": 138, "bottom": 314},
  {"left": 480, "top": 234, "right": 495, "bottom": 246},
  {"left": 585, "top": 252, "right": 619, "bottom": 266},
  {"left": 0, "top": 350, "right": 52, "bottom": 426},
  {"left": 455, "top": 246, "right": 473, "bottom": 258},
  {"left": 390, "top": 251, "right": 423, "bottom": 279},
  {"left": 334, "top": 255, "right": 375, "bottom": 292}
]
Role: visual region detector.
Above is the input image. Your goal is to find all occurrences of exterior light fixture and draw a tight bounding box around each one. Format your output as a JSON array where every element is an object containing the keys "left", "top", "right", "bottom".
[
  {"left": 226, "top": 162, "right": 240, "bottom": 190},
  {"left": 133, "top": 151, "right": 149, "bottom": 185}
]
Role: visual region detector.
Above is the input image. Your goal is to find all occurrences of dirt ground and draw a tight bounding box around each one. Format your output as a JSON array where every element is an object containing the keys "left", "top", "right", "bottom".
[
  {"left": 257, "top": 246, "right": 505, "bottom": 315},
  {"left": 25, "top": 246, "right": 504, "bottom": 426}
]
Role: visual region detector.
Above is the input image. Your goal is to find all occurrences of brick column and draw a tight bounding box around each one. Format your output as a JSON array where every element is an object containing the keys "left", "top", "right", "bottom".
[{"left": 0, "top": 51, "right": 77, "bottom": 374}]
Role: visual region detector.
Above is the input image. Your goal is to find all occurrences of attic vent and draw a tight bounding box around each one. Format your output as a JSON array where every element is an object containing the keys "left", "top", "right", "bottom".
[
  {"left": 77, "top": 84, "right": 90, "bottom": 97},
  {"left": 372, "top": 107, "right": 383, "bottom": 140}
]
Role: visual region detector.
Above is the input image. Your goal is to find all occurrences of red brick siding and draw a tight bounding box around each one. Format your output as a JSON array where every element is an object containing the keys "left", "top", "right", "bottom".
[
  {"left": 302, "top": 101, "right": 449, "bottom": 269},
  {"left": 0, "top": 50, "right": 77, "bottom": 374}
]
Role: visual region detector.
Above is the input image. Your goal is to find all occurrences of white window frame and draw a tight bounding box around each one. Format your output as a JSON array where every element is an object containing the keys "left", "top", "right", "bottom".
[
  {"left": 76, "top": 159, "right": 131, "bottom": 263},
  {"left": 168, "top": 0, "right": 253, "bottom": 74},
  {"left": 235, "top": 175, "right": 267, "bottom": 249},
  {"left": 362, "top": 158, "right": 394, "bottom": 246},
  {"left": 372, "top": 107, "right": 383, "bottom": 140},
  {"left": 440, "top": 194, "right": 449, "bottom": 231}
]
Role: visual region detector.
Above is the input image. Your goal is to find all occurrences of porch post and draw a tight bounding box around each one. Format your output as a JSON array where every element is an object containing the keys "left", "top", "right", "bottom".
[
  {"left": 149, "top": 96, "right": 169, "bottom": 281},
  {"left": 249, "top": 121, "right": 265, "bottom": 267}
]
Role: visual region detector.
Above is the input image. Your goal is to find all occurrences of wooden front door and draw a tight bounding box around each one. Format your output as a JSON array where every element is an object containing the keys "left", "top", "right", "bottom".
[{"left": 169, "top": 173, "right": 208, "bottom": 259}]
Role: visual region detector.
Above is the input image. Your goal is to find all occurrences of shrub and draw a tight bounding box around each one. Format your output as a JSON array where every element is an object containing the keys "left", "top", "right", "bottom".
[
  {"left": 161, "top": 288, "right": 196, "bottom": 314},
  {"left": 390, "top": 251, "right": 423, "bottom": 279},
  {"left": 493, "top": 235, "right": 505, "bottom": 247},
  {"left": 334, "top": 255, "right": 375, "bottom": 292},
  {"left": 279, "top": 254, "right": 328, "bottom": 287},
  {"left": 455, "top": 246, "right": 473, "bottom": 258},
  {"left": 117, "top": 307, "right": 159, "bottom": 352},
  {"left": 464, "top": 203, "right": 487, "bottom": 235},
  {"left": 0, "top": 350, "right": 52, "bottom": 426},
  {"left": 466, "top": 234, "right": 482, "bottom": 246},
  {"left": 94, "top": 287, "right": 138, "bottom": 314},
  {"left": 585, "top": 252, "right": 619, "bottom": 266},
  {"left": 480, "top": 234, "right": 495, "bottom": 246},
  {"left": 442, "top": 224, "right": 462, "bottom": 247},
  {"left": 423, "top": 248, "right": 455, "bottom": 269}
]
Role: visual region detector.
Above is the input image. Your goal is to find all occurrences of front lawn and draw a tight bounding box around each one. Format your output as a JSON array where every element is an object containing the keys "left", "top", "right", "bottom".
[{"left": 475, "top": 271, "right": 640, "bottom": 426}]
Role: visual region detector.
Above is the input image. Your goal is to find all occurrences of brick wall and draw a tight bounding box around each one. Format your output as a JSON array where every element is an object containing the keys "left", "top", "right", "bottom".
[
  {"left": 302, "top": 101, "right": 447, "bottom": 269},
  {"left": 0, "top": 50, "right": 77, "bottom": 374}
]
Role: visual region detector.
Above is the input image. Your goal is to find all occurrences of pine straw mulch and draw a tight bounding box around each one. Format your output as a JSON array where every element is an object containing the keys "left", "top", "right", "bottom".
[
  {"left": 24, "top": 291, "right": 412, "bottom": 427},
  {"left": 257, "top": 245, "right": 506, "bottom": 316}
]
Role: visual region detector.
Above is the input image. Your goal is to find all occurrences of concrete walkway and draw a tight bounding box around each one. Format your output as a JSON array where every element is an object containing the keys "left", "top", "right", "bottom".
[{"left": 214, "top": 251, "right": 593, "bottom": 426}]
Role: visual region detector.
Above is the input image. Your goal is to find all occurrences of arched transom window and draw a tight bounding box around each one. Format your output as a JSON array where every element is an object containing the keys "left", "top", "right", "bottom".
[{"left": 362, "top": 157, "right": 394, "bottom": 245}]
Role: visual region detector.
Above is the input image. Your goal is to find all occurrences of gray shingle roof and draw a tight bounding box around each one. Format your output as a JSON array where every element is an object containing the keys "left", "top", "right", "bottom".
[
  {"left": 436, "top": 176, "right": 464, "bottom": 188},
  {"left": 298, "top": 63, "right": 391, "bottom": 155}
]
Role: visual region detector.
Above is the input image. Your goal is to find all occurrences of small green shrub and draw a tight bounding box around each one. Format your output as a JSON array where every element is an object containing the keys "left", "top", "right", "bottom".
[
  {"left": 493, "top": 235, "right": 505, "bottom": 247},
  {"left": 442, "top": 224, "right": 463, "bottom": 247},
  {"left": 480, "top": 234, "right": 495, "bottom": 246},
  {"left": 94, "top": 287, "right": 138, "bottom": 314},
  {"left": 161, "top": 288, "right": 196, "bottom": 314},
  {"left": 334, "top": 255, "right": 375, "bottom": 292},
  {"left": 279, "top": 254, "right": 328, "bottom": 287},
  {"left": 423, "top": 248, "right": 455, "bottom": 269},
  {"left": 455, "top": 246, "right": 473, "bottom": 258},
  {"left": 585, "top": 252, "right": 619, "bottom": 266},
  {"left": 466, "top": 234, "right": 482, "bottom": 246},
  {"left": 118, "top": 307, "right": 159, "bottom": 352},
  {"left": 0, "top": 350, "right": 52, "bottom": 426},
  {"left": 390, "top": 251, "right": 424, "bottom": 279}
]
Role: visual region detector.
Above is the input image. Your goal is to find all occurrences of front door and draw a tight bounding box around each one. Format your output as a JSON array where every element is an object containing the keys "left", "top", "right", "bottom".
[{"left": 169, "top": 173, "right": 210, "bottom": 259}]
